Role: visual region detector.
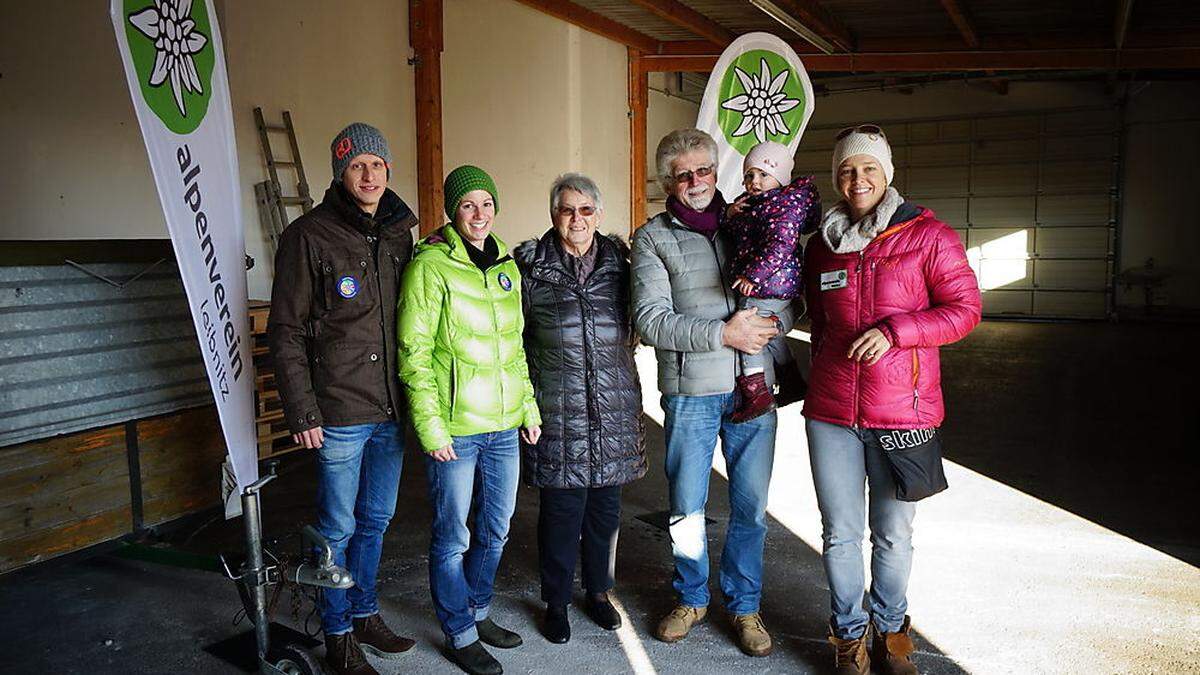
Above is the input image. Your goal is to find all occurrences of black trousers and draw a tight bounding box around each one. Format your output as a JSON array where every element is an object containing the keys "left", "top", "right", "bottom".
[{"left": 537, "top": 485, "right": 622, "bottom": 606}]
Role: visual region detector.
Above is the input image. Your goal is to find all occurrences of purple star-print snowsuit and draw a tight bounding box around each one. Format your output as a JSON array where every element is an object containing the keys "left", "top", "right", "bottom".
[{"left": 724, "top": 175, "right": 821, "bottom": 373}]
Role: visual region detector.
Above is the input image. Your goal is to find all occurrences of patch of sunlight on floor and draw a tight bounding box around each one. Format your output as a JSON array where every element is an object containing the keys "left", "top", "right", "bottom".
[
  {"left": 635, "top": 344, "right": 1200, "bottom": 673},
  {"left": 610, "top": 594, "right": 658, "bottom": 675}
]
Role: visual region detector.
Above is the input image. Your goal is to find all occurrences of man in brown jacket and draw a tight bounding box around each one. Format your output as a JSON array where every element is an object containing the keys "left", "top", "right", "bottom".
[{"left": 267, "top": 123, "right": 415, "bottom": 675}]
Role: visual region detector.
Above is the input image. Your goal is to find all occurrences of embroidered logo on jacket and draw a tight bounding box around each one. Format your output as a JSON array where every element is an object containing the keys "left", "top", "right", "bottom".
[
  {"left": 337, "top": 275, "right": 359, "bottom": 298},
  {"left": 497, "top": 272, "right": 513, "bottom": 291}
]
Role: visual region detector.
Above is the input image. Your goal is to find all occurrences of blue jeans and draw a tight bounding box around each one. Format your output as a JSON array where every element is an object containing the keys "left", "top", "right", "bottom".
[
  {"left": 663, "top": 392, "right": 777, "bottom": 614},
  {"left": 316, "top": 421, "right": 405, "bottom": 635},
  {"left": 806, "top": 419, "right": 916, "bottom": 639},
  {"left": 424, "top": 429, "right": 520, "bottom": 649}
]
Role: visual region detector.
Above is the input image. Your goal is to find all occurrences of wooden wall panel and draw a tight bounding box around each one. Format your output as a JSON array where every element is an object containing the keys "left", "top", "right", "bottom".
[{"left": 139, "top": 407, "right": 226, "bottom": 527}]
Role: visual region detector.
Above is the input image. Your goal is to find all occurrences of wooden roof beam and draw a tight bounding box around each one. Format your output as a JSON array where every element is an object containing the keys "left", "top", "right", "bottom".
[
  {"left": 510, "top": 0, "right": 660, "bottom": 54},
  {"left": 1115, "top": 0, "right": 1135, "bottom": 49},
  {"left": 939, "top": 0, "right": 980, "bottom": 49},
  {"left": 639, "top": 47, "right": 1200, "bottom": 72},
  {"left": 628, "top": 0, "right": 734, "bottom": 47}
]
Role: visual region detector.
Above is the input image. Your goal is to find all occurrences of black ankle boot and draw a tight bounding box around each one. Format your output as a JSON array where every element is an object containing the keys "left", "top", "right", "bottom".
[
  {"left": 447, "top": 640, "right": 503, "bottom": 675},
  {"left": 542, "top": 604, "right": 570, "bottom": 643},
  {"left": 476, "top": 617, "right": 523, "bottom": 649},
  {"left": 584, "top": 593, "right": 622, "bottom": 630}
]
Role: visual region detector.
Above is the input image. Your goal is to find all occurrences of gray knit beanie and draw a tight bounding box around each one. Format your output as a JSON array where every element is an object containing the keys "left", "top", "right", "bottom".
[{"left": 331, "top": 122, "right": 391, "bottom": 180}]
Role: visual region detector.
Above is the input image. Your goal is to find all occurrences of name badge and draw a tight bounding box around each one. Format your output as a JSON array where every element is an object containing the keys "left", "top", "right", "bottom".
[{"left": 820, "top": 269, "right": 848, "bottom": 291}]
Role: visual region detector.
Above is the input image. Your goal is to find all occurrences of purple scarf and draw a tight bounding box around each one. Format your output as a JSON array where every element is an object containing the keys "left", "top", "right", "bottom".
[{"left": 667, "top": 193, "right": 726, "bottom": 239}]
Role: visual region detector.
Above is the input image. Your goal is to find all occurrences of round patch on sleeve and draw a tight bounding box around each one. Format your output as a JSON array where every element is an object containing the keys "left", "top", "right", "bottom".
[
  {"left": 337, "top": 275, "right": 359, "bottom": 298},
  {"left": 497, "top": 272, "right": 513, "bottom": 291}
]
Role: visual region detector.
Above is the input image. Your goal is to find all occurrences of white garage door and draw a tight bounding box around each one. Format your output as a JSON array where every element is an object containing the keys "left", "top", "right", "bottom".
[{"left": 797, "top": 107, "right": 1119, "bottom": 320}]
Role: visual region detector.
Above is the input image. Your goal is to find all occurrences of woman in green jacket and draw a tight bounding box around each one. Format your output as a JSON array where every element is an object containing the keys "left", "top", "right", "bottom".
[{"left": 398, "top": 165, "right": 541, "bottom": 675}]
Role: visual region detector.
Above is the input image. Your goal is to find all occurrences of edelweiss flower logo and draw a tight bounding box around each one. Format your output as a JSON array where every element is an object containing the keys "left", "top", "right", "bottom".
[
  {"left": 128, "top": 0, "right": 209, "bottom": 117},
  {"left": 720, "top": 58, "right": 801, "bottom": 143}
]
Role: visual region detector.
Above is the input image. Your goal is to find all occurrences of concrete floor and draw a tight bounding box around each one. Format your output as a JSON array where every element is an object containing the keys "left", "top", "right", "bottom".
[{"left": 1, "top": 320, "right": 1198, "bottom": 674}]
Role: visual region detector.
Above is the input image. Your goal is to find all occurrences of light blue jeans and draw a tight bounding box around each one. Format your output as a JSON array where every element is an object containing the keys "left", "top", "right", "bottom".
[
  {"left": 806, "top": 419, "right": 916, "bottom": 639},
  {"left": 316, "top": 421, "right": 404, "bottom": 635},
  {"left": 663, "top": 392, "right": 777, "bottom": 615},
  {"left": 424, "top": 429, "right": 520, "bottom": 649}
]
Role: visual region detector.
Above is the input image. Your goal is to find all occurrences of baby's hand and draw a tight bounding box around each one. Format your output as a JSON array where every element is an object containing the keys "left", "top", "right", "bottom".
[
  {"left": 733, "top": 277, "right": 756, "bottom": 295},
  {"left": 726, "top": 196, "right": 750, "bottom": 219}
]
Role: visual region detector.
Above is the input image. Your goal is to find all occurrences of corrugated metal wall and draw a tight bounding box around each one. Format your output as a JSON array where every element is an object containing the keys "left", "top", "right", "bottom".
[
  {"left": 798, "top": 106, "right": 1120, "bottom": 320},
  {"left": 0, "top": 262, "right": 212, "bottom": 447}
]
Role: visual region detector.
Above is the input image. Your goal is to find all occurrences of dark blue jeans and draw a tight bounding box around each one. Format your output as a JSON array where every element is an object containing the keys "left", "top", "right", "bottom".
[
  {"left": 424, "top": 429, "right": 520, "bottom": 649},
  {"left": 316, "top": 421, "right": 404, "bottom": 635},
  {"left": 663, "top": 392, "right": 777, "bottom": 615}
]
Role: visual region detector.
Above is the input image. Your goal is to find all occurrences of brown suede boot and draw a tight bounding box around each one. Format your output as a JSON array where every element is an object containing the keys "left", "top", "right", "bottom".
[
  {"left": 871, "top": 616, "right": 919, "bottom": 675},
  {"left": 772, "top": 358, "right": 807, "bottom": 408},
  {"left": 731, "top": 373, "right": 776, "bottom": 423},
  {"left": 827, "top": 627, "right": 870, "bottom": 675},
  {"left": 654, "top": 605, "right": 706, "bottom": 643},
  {"left": 324, "top": 632, "right": 379, "bottom": 675},
  {"left": 353, "top": 613, "right": 415, "bottom": 659}
]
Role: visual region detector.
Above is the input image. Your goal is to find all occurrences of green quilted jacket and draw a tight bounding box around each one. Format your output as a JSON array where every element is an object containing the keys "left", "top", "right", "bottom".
[{"left": 397, "top": 224, "right": 541, "bottom": 452}]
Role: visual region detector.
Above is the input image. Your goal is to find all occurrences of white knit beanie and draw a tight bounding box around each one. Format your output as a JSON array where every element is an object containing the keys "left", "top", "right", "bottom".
[
  {"left": 743, "top": 141, "right": 794, "bottom": 188},
  {"left": 831, "top": 130, "right": 894, "bottom": 191}
]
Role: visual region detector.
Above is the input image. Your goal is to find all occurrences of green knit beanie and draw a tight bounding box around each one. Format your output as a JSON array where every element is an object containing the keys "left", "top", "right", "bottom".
[{"left": 443, "top": 165, "right": 500, "bottom": 220}]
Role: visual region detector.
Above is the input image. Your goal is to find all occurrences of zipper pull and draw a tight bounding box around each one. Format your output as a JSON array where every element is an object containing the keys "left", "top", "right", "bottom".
[{"left": 912, "top": 389, "right": 920, "bottom": 410}]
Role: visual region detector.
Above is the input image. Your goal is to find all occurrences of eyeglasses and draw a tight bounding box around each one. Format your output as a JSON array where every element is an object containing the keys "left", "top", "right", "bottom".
[
  {"left": 556, "top": 205, "right": 597, "bottom": 218},
  {"left": 835, "top": 124, "right": 886, "bottom": 141},
  {"left": 671, "top": 165, "right": 714, "bottom": 184}
]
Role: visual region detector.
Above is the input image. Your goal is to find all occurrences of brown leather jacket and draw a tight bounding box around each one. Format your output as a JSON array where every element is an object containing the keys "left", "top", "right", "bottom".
[{"left": 267, "top": 183, "right": 416, "bottom": 434}]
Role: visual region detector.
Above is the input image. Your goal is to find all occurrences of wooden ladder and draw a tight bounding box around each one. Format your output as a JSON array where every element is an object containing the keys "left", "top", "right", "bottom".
[{"left": 253, "top": 107, "right": 313, "bottom": 253}]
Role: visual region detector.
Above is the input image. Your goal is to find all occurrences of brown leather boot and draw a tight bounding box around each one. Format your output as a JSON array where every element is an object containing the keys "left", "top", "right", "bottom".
[
  {"left": 772, "top": 358, "right": 807, "bottom": 408},
  {"left": 827, "top": 627, "right": 869, "bottom": 675},
  {"left": 324, "top": 632, "right": 379, "bottom": 675},
  {"left": 654, "top": 605, "right": 706, "bottom": 642},
  {"left": 352, "top": 612, "right": 415, "bottom": 659},
  {"left": 731, "top": 373, "right": 776, "bottom": 423},
  {"left": 871, "top": 616, "right": 919, "bottom": 675}
]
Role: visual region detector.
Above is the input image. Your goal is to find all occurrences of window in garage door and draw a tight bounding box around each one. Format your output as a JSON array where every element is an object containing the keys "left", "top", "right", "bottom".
[{"left": 797, "top": 107, "right": 1120, "bottom": 320}]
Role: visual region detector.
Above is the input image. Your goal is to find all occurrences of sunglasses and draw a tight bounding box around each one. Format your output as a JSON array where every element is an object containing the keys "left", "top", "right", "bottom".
[
  {"left": 556, "top": 205, "right": 597, "bottom": 218},
  {"left": 671, "top": 165, "right": 714, "bottom": 184},
  {"left": 836, "top": 124, "right": 886, "bottom": 141}
]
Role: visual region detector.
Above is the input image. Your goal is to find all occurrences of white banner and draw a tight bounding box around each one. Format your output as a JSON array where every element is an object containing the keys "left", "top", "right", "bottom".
[
  {"left": 111, "top": 0, "right": 257, "bottom": 515},
  {"left": 697, "top": 32, "right": 815, "bottom": 203}
]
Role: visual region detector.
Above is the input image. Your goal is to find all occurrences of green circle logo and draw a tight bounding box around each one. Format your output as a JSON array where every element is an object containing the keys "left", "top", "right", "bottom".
[
  {"left": 124, "top": 0, "right": 215, "bottom": 134},
  {"left": 717, "top": 50, "right": 806, "bottom": 154}
]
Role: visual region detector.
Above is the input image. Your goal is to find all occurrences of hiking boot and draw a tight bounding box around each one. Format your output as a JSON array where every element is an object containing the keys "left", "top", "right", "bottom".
[
  {"left": 731, "top": 373, "right": 775, "bottom": 423},
  {"left": 732, "top": 612, "right": 772, "bottom": 657},
  {"left": 772, "top": 359, "right": 807, "bottom": 408},
  {"left": 324, "top": 632, "right": 379, "bottom": 675},
  {"left": 584, "top": 592, "right": 621, "bottom": 630},
  {"left": 542, "top": 604, "right": 570, "bottom": 644},
  {"left": 353, "top": 613, "right": 415, "bottom": 659},
  {"left": 654, "top": 605, "right": 706, "bottom": 643},
  {"left": 476, "top": 617, "right": 523, "bottom": 649},
  {"left": 447, "top": 639, "right": 503, "bottom": 675},
  {"left": 827, "top": 626, "right": 870, "bottom": 675},
  {"left": 871, "top": 616, "right": 919, "bottom": 675}
]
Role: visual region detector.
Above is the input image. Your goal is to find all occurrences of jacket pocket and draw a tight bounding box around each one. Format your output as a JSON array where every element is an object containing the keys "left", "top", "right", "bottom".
[{"left": 911, "top": 349, "right": 921, "bottom": 419}]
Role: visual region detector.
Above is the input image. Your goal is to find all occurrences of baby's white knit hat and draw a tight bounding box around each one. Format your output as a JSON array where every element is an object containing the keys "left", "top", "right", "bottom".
[{"left": 743, "top": 141, "right": 794, "bottom": 188}]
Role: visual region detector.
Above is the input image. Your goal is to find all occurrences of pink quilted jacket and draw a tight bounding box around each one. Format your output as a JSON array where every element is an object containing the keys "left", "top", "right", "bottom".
[{"left": 802, "top": 207, "right": 981, "bottom": 429}]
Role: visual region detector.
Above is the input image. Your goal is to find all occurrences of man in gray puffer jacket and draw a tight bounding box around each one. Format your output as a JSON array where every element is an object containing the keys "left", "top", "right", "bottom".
[{"left": 632, "top": 129, "right": 786, "bottom": 658}]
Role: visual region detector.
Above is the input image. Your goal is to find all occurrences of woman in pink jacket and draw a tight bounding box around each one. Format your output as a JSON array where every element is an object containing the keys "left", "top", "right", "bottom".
[{"left": 802, "top": 126, "right": 981, "bottom": 675}]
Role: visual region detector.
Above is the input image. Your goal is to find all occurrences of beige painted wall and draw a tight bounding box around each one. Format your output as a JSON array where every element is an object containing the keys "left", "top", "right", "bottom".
[
  {"left": 0, "top": 1, "right": 418, "bottom": 300},
  {"left": 441, "top": 0, "right": 630, "bottom": 246},
  {"left": 645, "top": 73, "right": 701, "bottom": 211}
]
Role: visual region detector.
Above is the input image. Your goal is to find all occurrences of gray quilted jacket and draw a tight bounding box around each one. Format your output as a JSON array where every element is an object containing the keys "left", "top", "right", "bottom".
[{"left": 631, "top": 211, "right": 790, "bottom": 396}]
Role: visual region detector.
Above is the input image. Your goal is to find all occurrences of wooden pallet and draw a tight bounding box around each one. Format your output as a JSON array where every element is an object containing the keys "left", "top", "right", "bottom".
[{"left": 249, "top": 301, "right": 303, "bottom": 461}]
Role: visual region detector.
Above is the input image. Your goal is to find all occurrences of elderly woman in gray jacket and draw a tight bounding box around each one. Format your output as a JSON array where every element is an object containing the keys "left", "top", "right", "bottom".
[
  {"left": 514, "top": 173, "right": 646, "bottom": 645},
  {"left": 630, "top": 128, "right": 785, "bottom": 658}
]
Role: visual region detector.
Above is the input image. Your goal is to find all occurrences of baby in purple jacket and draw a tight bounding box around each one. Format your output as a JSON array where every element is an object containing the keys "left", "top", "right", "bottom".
[{"left": 724, "top": 141, "right": 821, "bottom": 422}]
